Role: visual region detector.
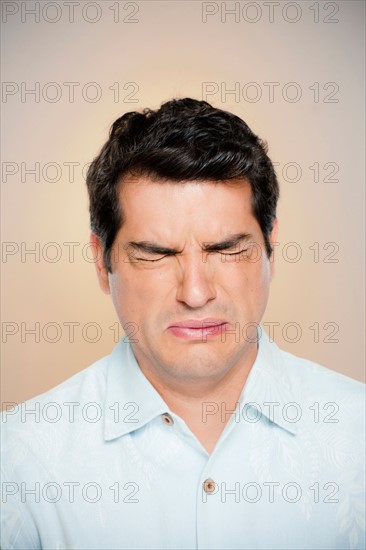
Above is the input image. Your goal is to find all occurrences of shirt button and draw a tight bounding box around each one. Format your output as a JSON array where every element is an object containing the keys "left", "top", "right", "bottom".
[
  {"left": 203, "top": 479, "right": 216, "bottom": 494},
  {"left": 161, "top": 413, "right": 174, "bottom": 426}
]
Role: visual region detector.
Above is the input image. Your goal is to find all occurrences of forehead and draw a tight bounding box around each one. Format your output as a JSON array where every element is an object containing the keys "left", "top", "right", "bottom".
[{"left": 118, "top": 177, "right": 258, "bottom": 240}]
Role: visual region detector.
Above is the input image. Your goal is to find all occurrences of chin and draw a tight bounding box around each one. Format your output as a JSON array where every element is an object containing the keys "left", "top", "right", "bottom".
[{"left": 167, "top": 346, "right": 232, "bottom": 372}]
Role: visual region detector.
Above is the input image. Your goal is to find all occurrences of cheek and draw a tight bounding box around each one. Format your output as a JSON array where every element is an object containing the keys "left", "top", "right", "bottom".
[
  {"left": 222, "top": 258, "right": 270, "bottom": 303},
  {"left": 251, "top": 261, "right": 271, "bottom": 302},
  {"left": 108, "top": 271, "right": 136, "bottom": 320},
  {"left": 257, "top": 257, "right": 271, "bottom": 286},
  {"left": 108, "top": 267, "right": 170, "bottom": 319}
]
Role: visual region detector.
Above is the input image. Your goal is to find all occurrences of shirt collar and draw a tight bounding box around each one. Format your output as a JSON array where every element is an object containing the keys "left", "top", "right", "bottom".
[
  {"left": 104, "top": 325, "right": 299, "bottom": 441},
  {"left": 103, "top": 336, "right": 169, "bottom": 441},
  {"left": 238, "top": 326, "right": 299, "bottom": 435}
]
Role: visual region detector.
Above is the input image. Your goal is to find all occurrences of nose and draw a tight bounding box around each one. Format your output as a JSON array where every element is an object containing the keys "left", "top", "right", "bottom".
[{"left": 175, "top": 252, "right": 216, "bottom": 308}]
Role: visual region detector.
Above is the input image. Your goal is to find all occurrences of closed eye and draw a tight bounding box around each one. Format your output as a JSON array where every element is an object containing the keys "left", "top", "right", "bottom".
[
  {"left": 134, "top": 255, "right": 168, "bottom": 262},
  {"left": 219, "top": 248, "right": 249, "bottom": 256}
]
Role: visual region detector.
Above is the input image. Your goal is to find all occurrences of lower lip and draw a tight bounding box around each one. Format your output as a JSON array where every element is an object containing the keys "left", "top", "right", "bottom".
[{"left": 167, "top": 324, "right": 228, "bottom": 340}]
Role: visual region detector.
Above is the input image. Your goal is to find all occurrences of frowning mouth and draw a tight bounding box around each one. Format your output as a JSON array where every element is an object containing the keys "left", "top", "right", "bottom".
[{"left": 167, "top": 319, "right": 228, "bottom": 340}]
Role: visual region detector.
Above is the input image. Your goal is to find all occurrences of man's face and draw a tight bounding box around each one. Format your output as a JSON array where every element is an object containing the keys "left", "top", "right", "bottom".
[{"left": 92, "top": 177, "right": 278, "bottom": 386}]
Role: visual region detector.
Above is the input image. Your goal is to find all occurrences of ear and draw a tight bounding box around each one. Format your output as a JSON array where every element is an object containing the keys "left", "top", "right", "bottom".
[
  {"left": 269, "top": 218, "right": 278, "bottom": 281},
  {"left": 89, "top": 232, "right": 111, "bottom": 295}
]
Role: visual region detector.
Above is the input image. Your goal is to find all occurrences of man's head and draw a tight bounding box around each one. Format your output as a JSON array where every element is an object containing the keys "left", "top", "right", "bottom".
[
  {"left": 86, "top": 98, "right": 279, "bottom": 273},
  {"left": 86, "top": 98, "right": 279, "bottom": 388}
]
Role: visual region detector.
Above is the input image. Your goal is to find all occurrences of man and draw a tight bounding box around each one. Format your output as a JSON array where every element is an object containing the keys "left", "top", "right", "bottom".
[{"left": 1, "top": 98, "right": 364, "bottom": 549}]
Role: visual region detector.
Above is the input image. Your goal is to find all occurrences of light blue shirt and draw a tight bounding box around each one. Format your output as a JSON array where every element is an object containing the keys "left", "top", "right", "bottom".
[{"left": 1, "top": 326, "right": 365, "bottom": 550}]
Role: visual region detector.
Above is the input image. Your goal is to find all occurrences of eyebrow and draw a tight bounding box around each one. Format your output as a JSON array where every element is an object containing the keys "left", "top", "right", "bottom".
[{"left": 126, "top": 233, "right": 253, "bottom": 255}]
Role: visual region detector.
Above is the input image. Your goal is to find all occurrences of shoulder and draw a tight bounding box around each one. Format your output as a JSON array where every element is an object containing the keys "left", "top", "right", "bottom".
[
  {"left": 259, "top": 326, "right": 365, "bottom": 403},
  {"left": 272, "top": 342, "right": 365, "bottom": 437},
  {"left": 1, "top": 351, "right": 112, "bottom": 461},
  {"left": 278, "top": 344, "right": 364, "bottom": 400}
]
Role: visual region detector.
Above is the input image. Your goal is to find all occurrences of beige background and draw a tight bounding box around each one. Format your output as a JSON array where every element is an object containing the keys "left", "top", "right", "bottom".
[{"left": 1, "top": 0, "right": 365, "bottom": 407}]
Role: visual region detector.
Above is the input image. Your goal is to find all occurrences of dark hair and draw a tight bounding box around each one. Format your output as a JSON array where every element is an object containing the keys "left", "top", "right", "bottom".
[{"left": 86, "top": 98, "right": 279, "bottom": 272}]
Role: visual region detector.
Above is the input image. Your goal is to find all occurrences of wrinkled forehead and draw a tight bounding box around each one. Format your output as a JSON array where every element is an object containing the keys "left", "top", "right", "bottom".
[{"left": 116, "top": 177, "right": 258, "bottom": 243}]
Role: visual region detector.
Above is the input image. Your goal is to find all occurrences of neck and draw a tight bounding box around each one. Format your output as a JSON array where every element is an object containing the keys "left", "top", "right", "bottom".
[{"left": 134, "top": 341, "right": 258, "bottom": 453}]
